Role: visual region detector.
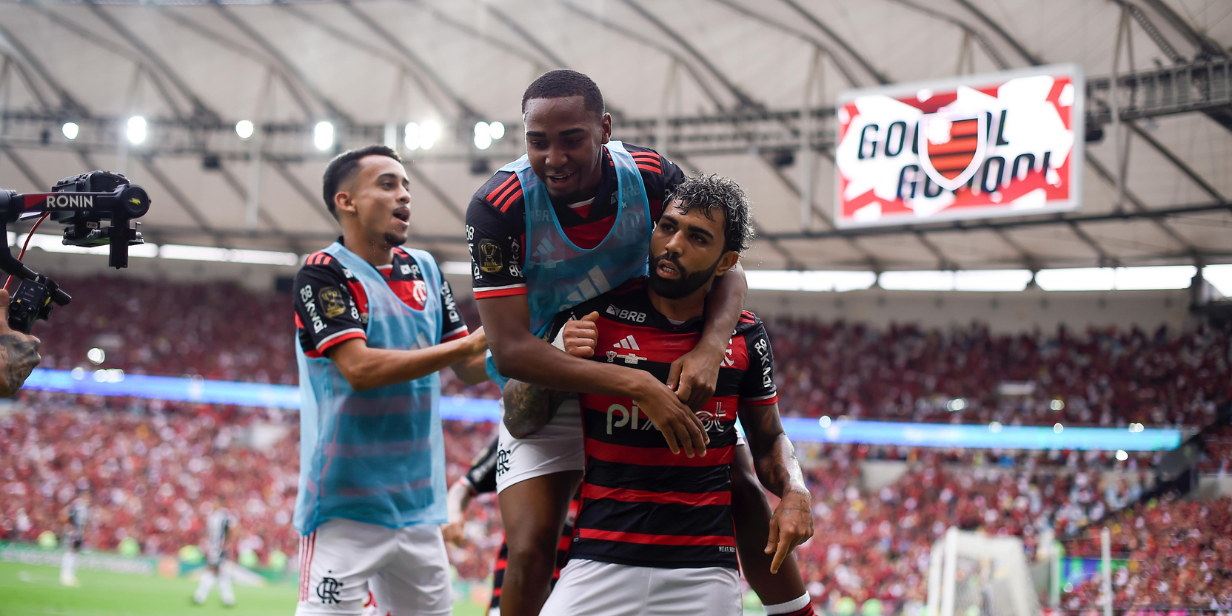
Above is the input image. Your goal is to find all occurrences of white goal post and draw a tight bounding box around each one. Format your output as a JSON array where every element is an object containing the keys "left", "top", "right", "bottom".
[{"left": 925, "top": 528, "right": 1041, "bottom": 616}]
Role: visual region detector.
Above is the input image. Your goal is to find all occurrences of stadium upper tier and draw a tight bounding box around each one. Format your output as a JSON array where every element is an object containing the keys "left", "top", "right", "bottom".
[{"left": 33, "top": 276, "right": 1230, "bottom": 428}]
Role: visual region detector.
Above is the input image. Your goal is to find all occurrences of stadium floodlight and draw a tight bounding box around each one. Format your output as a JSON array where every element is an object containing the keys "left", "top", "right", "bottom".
[
  {"left": 404, "top": 122, "right": 421, "bottom": 151},
  {"left": 946, "top": 398, "right": 967, "bottom": 412},
  {"left": 988, "top": 421, "right": 1002, "bottom": 433},
  {"left": 236, "top": 120, "right": 254, "bottom": 140},
  {"left": 1053, "top": 423, "right": 1064, "bottom": 433},
  {"left": 87, "top": 347, "right": 105, "bottom": 365},
  {"left": 1115, "top": 449, "right": 1128, "bottom": 461},
  {"left": 313, "top": 121, "right": 334, "bottom": 151},
  {"left": 818, "top": 416, "right": 832, "bottom": 428},
  {"left": 126, "top": 116, "right": 147, "bottom": 144},
  {"left": 1050, "top": 399, "right": 1064, "bottom": 411},
  {"left": 62, "top": 122, "right": 79, "bottom": 140},
  {"left": 1205, "top": 264, "right": 1232, "bottom": 297},
  {"left": 488, "top": 121, "right": 505, "bottom": 140},
  {"left": 474, "top": 121, "right": 492, "bottom": 150},
  {"left": 1034, "top": 267, "right": 1114, "bottom": 291},
  {"left": 420, "top": 120, "right": 441, "bottom": 150}
]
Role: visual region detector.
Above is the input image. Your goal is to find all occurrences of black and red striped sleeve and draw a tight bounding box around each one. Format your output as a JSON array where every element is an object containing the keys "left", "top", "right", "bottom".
[
  {"left": 465, "top": 171, "right": 527, "bottom": 300},
  {"left": 625, "top": 144, "right": 687, "bottom": 223},
  {"left": 737, "top": 312, "right": 778, "bottom": 406},
  {"left": 293, "top": 252, "right": 367, "bottom": 358}
]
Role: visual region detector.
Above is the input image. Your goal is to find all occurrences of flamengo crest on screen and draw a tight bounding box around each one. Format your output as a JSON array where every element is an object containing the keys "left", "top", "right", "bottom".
[{"left": 835, "top": 64, "right": 1084, "bottom": 228}]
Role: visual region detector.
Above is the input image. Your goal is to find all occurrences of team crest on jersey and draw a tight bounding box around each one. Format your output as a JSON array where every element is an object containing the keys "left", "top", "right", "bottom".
[
  {"left": 410, "top": 279, "right": 428, "bottom": 306},
  {"left": 918, "top": 112, "right": 988, "bottom": 192}
]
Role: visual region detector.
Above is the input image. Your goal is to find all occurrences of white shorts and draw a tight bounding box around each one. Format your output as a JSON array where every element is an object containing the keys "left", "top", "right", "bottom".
[
  {"left": 295, "top": 519, "right": 451, "bottom": 616},
  {"left": 495, "top": 396, "right": 585, "bottom": 494},
  {"left": 540, "top": 559, "right": 741, "bottom": 616}
]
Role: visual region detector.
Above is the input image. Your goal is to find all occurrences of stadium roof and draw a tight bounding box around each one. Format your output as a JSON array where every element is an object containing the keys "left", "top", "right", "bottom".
[{"left": 0, "top": 0, "right": 1228, "bottom": 272}]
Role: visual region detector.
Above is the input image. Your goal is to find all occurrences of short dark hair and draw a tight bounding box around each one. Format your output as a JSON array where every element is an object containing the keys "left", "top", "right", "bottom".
[
  {"left": 521, "top": 69, "right": 605, "bottom": 117},
  {"left": 321, "top": 145, "right": 401, "bottom": 215},
  {"left": 667, "top": 174, "right": 754, "bottom": 254}
]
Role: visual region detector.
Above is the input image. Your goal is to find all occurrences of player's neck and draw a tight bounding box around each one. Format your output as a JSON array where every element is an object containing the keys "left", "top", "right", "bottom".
[
  {"left": 648, "top": 283, "right": 710, "bottom": 324},
  {"left": 342, "top": 231, "right": 395, "bottom": 267}
]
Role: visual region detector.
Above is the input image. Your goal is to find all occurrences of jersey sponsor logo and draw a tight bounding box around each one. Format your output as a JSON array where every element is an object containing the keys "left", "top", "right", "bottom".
[
  {"left": 318, "top": 287, "right": 347, "bottom": 319},
  {"left": 696, "top": 401, "right": 730, "bottom": 434},
  {"left": 300, "top": 284, "right": 326, "bottom": 333},
  {"left": 562, "top": 267, "right": 612, "bottom": 307},
  {"left": 400, "top": 263, "right": 420, "bottom": 277},
  {"left": 612, "top": 334, "right": 640, "bottom": 350},
  {"left": 753, "top": 338, "right": 773, "bottom": 389},
  {"left": 479, "top": 240, "right": 503, "bottom": 273},
  {"left": 606, "top": 305, "right": 647, "bottom": 323},
  {"left": 606, "top": 403, "right": 655, "bottom": 434}
]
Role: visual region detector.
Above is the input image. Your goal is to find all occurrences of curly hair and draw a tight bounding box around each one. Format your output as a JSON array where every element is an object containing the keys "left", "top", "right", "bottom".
[{"left": 666, "top": 174, "right": 754, "bottom": 254}]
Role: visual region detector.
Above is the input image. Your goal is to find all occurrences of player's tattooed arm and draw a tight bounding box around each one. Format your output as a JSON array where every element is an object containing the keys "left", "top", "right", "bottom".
[
  {"left": 669, "top": 263, "right": 747, "bottom": 410},
  {"left": 502, "top": 379, "right": 568, "bottom": 439},
  {"left": 739, "top": 401, "right": 814, "bottom": 574}
]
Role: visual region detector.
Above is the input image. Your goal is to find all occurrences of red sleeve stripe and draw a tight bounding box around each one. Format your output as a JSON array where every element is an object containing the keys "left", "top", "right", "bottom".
[
  {"left": 630, "top": 152, "right": 660, "bottom": 161},
  {"left": 306, "top": 253, "right": 333, "bottom": 266},
  {"left": 585, "top": 438, "right": 734, "bottom": 467},
  {"left": 494, "top": 187, "right": 523, "bottom": 213},
  {"left": 441, "top": 326, "right": 469, "bottom": 342},
  {"left": 582, "top": 483, "right": 731, "bottom": 507},
  {"left": 740, "top": 393, "right": 778, "bottom": 406},
  {"left": 317, "top": 328, "right": 367, "bottom": 353},
  {"left": 636, "top": 164, "right": 662, "bottom": 175},
  {"left": 474, "top": 285, "right": 527, "bottom": 300},
  {"left": 486, "top": 174, "right": 518, "bottom": 204},
  {"left": 576, "top": 528, "right": 735, "bottom": 547}
]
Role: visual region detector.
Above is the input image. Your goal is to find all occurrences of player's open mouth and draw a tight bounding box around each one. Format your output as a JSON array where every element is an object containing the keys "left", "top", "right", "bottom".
[
  {"left": 546, "top": 172, "right": 573, "bottom": 185},
  {"left": 392, "top": 208, "right": 410, "bottom": 225},
  {"left": 656, "top": 260, "right": 680, "bottom": 278}
]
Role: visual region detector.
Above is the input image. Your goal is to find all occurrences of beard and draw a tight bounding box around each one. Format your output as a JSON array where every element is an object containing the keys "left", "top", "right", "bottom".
[
  {"left": 647, "top": 252, "right": 722, "bottom": 300},
  {"left": 382, "top": 231, "right": 408, "bottom": 247}
]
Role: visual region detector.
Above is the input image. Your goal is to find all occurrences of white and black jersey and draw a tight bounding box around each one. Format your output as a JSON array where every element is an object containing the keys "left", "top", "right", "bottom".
[{"left": 206, "top": 509, "right": 237, "bottom": 566}]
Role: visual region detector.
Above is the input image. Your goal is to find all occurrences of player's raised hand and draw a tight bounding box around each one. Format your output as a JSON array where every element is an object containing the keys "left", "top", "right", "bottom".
[
  {"left": 765, "top": 487, "right": 813, "bottom": 574},
  {"left": 630, "top": 371, "right": 708, "bottom": 458},
  {"left": 667, "top": 343, "right": 723, "bottom": 410},
  {"left": 562, "top": 312, "right": 600, "bottom": 358}
]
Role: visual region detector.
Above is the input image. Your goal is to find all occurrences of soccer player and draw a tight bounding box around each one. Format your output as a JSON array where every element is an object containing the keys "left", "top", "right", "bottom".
[
  {"left": 466, "top": 69, "right": 813, "bottom": 615},
  {"left": 507, "top": 174, "right": 814, "bottom": 615},
  {"left": 59, "top": 490, "right": 89, "bottom": 586},
  {"left": 193, "top": 503, "right": 238, "bottom": 607},
  {"left": 443, "top": 436, "right": 579, "bottom": 616},
  {"left": 292, "top": 145, "right": 489, "bottom": 616}
]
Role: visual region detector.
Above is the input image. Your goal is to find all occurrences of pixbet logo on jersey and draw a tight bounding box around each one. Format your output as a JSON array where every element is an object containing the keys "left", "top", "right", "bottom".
[{"left": 835, "top": 64, "right": 1083, "bottom": 228}]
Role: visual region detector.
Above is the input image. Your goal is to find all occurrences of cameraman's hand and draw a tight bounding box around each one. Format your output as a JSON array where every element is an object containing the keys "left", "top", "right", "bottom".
[{"left": 0, "top": 289, "right": 40, "bottom": 397}]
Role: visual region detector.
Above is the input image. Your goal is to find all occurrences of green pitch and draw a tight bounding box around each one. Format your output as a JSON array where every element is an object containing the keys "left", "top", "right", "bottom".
[{"left": 0, "top": 562, "right": 486, "bottom": 616}]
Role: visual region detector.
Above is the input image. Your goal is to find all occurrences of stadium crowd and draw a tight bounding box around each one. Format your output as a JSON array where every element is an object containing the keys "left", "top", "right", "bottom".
[{"left": 37, "top": 277, "right": 1231, "bottom": 428}]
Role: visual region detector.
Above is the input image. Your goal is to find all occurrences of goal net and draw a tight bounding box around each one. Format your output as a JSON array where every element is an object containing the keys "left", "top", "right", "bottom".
[{"left": 926, "top": 528, "right": 1040, "bottom": 616}]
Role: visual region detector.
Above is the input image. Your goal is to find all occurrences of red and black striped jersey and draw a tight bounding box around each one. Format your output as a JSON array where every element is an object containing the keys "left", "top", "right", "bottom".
[
  {"left": 545, "top": 278, "right": 778, "bottom": 570},
  {"left": 465, "top": 143, "right": 685, "bottom": 300},
  {"left": 293, "top": 242, "right": 469, "bottom": 358}
]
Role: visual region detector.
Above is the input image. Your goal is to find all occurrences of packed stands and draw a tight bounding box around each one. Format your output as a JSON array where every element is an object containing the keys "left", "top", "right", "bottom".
[{"left": 36, "top": 276, "right": 1231, "bottom": 429}]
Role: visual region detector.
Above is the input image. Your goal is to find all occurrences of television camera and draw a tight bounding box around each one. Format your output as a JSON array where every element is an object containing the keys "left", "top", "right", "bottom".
[{"left": 0, "top": 171, "right": 151, "bottom": 333}]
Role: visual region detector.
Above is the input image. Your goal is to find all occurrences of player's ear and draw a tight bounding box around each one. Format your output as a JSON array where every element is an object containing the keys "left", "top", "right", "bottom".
[
  {"left": 715, "top": 251, "right": 739, "bottom": 277},
  {"left": 334, "top": 191, "right": 356, "bottom": 217},
  {"left": 600, "top": 113, "right": 612, "bottom": 144}
]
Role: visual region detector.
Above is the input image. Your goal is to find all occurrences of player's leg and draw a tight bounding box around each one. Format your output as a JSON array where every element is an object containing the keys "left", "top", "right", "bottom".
[
  {"left": 493, "top": 395, "right": 585, "bottom": 616},
  {"left": 731, "top": 444, "right": 815, "bottom": 615},
  {"left": 368, "top": 524, "right": 451, "bottom": 616},
  {"left": 218, "top": 561, "right": 236, "bottom": 607},
  {"left": 497, "top": 470, "right": 582, "bottom": 616},
  {"left": 295, "top": 519, "right": 393, "bottom": 616},
  {"left": 193, "top": 564, "right": 219, "bottom": 604},
  {"left": 645, "top": 566, "right": 741, "bottom": 616},
  {"left": 539, "top": 560, "right": 646, "bottom": 616},
  {"left": 60, "top": 535, "right": 79, "bottom": 586}
]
